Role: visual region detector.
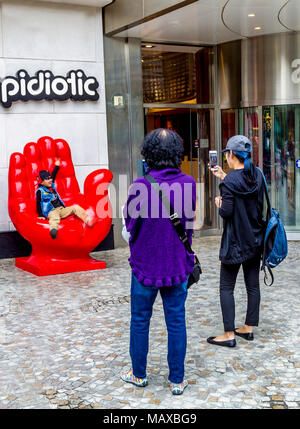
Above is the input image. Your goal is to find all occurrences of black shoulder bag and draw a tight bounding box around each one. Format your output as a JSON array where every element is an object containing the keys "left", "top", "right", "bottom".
[{"left": 144, "top": 174, "right": 202, "bottom": 289}]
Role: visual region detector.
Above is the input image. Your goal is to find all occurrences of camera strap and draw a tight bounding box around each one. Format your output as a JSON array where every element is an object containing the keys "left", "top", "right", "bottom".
[{"left": 144, "top": 173, "right": 195, "bottom": 256}]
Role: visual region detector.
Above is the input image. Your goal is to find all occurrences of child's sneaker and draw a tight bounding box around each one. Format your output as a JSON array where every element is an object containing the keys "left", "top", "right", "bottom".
[
  {"left": 50, "top": 228, "right": 57, "bottom": 239},
  {"left": 170, "top": 379, "right": 188, "bottom": 395},
  {"left": 120, "top": 369, "right": 148, "bottom": 387}
]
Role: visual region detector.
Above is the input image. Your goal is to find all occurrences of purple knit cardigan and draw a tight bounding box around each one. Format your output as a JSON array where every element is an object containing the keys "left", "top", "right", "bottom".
[{"left": 124, "top": 168, "right": 196, "bottom": 287}]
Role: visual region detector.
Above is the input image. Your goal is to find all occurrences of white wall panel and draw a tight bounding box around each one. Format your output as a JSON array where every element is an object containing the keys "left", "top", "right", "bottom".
[
  {"left": 0, "top": 3, "right": 108, "bottom": 233},
  {"left": 95, "top": 9, "right": 105, "bottom": 63},
  {"left": 52, "top": 60, "right": 106, "bottom": 113},
  {"left": 24, "top": 1, "right": 112, "bottom": 7},
  {"left": 0, "top": 223, "right": 9, "bottom": 232},
  {"left": 0, "top": 58, "right": 105, "bottom": 114},
  {"left": 0, "top": 115, "right": 6, "bottom": 168},
  {"left": 0, "top": 58, "right": 5, "bottom": 79},
  {"left": 97, "top": 114, "right": 108, "bottom": 165},
  {"left": 74, "top": 164, "right": 109, "bottom": 193},
  {"left": 0, "top": 58, "right": 55, "bottom": 114},
  {"left": 0, "top": 4, "right": 2, "bottom": 58},
  {"left": 2, "top": 2, "right": 98, "bottom": 62},
  {"left": 3, "top": 58, "right": 53, "bottom": 76},
  {"left": 5, "top": 113, "right": 107, "bottom": 166},
  {"left": 0, "top": 169, "right": 10, "bottom": 228}
]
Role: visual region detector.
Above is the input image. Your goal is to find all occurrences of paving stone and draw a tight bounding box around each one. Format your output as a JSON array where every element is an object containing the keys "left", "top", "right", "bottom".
[
  {"left": 286, "top": 402, "right": 299, "bottom": 408},
  {"left": 272, "top": 395, "right": 284, "bottom": 401},
  {"left": 91, "top": 403, "right": 103, "bottom": 408},
  {"left": 0, "top": 237, "right": 299, "bottom": 409},
  {"left": 150, "top": 399, "right": 161, "bottom": 405}
]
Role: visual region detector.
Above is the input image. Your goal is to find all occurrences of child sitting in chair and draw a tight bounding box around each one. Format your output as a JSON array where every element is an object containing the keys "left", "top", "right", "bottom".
[{"left": 36, "top": 159, "right": 93, "bottom": 239}]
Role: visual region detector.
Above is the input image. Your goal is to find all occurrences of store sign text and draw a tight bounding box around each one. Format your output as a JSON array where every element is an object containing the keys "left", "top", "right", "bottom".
[
  {"left": 0, "top": 69, "right": 99, "bottom": 108},
  {"left": 291, "top": 59, "right": 300, "bottom": 84}
]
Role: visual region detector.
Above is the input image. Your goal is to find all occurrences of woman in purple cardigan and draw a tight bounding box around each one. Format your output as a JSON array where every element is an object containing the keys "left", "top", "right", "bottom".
[{"left": 121, "top": 129, "right": 196, "bottom": 395}]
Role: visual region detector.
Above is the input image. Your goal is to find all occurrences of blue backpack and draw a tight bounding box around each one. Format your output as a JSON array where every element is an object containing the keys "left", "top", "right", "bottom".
[{"left": 257, "top": 168, "right": 288, "bottom": 286}]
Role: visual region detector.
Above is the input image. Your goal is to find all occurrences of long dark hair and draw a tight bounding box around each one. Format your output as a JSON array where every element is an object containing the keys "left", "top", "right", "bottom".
[
  {"left": 141, "top": 128, "right": 184, "bottom": 170},
  {"left": 233, "top": 150, "right": 257, "bottom": 185}
]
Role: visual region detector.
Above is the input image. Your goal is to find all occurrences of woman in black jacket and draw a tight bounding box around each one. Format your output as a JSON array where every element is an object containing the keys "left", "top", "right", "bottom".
[{"left": 207, "top": 135, "right": 265, "bottom": 348}]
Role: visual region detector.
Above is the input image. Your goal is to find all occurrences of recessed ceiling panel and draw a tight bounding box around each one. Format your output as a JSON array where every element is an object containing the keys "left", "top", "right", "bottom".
[
  {"left": 115, "top": 0, "right": 296, "bottom": 45},
  {"left": 223, "top": 0, "right": 287, "bottom": 38},
  {"left": 24, "top": 0, "right": 112, "bottom": 7},
  {"left": 116, "top": 1, "right": 238, "bottom": 44},
  {"left": 279, "top": 0, "right": 300, "bottom": 31}
]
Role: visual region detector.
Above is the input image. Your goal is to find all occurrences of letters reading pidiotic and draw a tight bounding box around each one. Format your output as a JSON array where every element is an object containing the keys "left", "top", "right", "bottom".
[{"left": 0, "top": 69, "right": 99, "bottom": 108}]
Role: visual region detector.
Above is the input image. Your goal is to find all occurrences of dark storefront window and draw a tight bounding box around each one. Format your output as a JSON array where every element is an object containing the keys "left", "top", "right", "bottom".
[
  {"left": 144, "top": 108, "right": 216, "bottom": 231},
  {"left": 142, "top": 43, "right": 217, "bottom": 233},
  {"left": 221, "top": 105, "right": 300, "bottom": 231},
  {"left": 142, "top": 45, "right": 214, "bottom": 104},
  {"left": 263, "top": 105, "right": 300, "bottom": 230},
  {"left": 221, "top": 107, "right": 259, "bottom": 173}
]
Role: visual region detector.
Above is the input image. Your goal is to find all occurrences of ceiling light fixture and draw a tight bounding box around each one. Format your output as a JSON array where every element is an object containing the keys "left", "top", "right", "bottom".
[
  {"left": 248, "top": 13, "right": 255, "bottom": 17},
  {"left": 144, "top": 44, "right": 154, "bottom": 48},
  {"left": 254, "top": 26, "right": 262, "bottom": 30}
]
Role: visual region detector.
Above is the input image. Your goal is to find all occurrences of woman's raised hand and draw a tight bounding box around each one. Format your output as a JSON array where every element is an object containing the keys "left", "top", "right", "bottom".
[{"left": 208, "top": 164, "right": 226, "bottom": 180}]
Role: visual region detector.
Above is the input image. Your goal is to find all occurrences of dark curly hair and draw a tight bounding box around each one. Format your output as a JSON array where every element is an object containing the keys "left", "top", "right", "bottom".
[{"left": 141, "top": 128, "right": 184, "bottom": 170}]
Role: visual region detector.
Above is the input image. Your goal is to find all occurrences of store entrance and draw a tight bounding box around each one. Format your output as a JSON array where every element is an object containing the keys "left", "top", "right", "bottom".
[
  {"left": 263, "top": 105, "right": 300, "bottom": 233},
  {"left": 221, "top": 105, "right": 300, "bottom": 236},
  {"left": 145, "top": 107, "right": 217, "bottom": 232}
]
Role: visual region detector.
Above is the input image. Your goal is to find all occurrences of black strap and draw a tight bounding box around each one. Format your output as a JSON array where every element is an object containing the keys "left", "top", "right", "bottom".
[
  {"left": 262, "top": 264, "right": 274, "bottom": 287},
  {"left": 257, "top": 167, "right": 272, "bottom": 222},
  {"left": 144, "top": 174, "right": 195, "bottom": 256},
  {"left": 256, "top": 168, "right": 275, "bottom": 286}
]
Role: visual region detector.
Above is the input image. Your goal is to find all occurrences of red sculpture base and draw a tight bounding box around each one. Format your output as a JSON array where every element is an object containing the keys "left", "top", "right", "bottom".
[{"left": 15, "top": 255, "right": 106, "bottom": 276}]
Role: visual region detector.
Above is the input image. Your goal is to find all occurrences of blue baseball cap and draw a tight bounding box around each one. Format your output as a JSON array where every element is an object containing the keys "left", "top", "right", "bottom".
[{"left": 222, "top": 135, "right": 252, "bottom": 153}]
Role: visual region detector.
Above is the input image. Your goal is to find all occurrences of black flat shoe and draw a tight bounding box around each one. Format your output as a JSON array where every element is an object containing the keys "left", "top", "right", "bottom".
[
  {"left": 234, "top": 329, "right": 254, "bottom": 341},
  {"left": 207, "top": 337, "right": 236, "bottom": 348}
]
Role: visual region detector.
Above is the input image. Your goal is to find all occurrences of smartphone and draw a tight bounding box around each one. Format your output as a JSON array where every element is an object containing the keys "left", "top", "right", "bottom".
[
  {"left": 209, "top": 150, "right": 218, "bottom": 171},
  {"left": 142, "top": 160, "right": 149, "bottom": 176}
]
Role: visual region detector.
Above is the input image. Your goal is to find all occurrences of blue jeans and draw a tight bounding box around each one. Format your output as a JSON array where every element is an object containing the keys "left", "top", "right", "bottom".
[{"left": 130, "top": 273, "right": 188, "bottom": 384}]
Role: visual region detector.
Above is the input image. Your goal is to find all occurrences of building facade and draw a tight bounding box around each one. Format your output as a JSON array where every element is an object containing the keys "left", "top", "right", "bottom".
[
  {"left": 0, "top": 0, "right": 112, "bottom": 257},
  {"left": 103, "top": 0, "right": 300, "bottom": 246},
  {"left": 0, "top": 0, "right": 299, "bottom": 258}
]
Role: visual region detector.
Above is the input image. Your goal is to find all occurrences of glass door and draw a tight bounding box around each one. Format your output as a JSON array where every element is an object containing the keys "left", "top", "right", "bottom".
[
  {"left": 263, "top": 105, "right": 300, "bottom": 232},
  {"left": 190, "top": 109, "right": 217, "bottom": 231},
  {"left": 221, "top": 107, "right": 260, "bottom": 171},
  {"left": 144, "top": 107, "right": 217, "bottom": 232},
  {"left": 243, "top": 107, "right": 260, "bottom": 166}
]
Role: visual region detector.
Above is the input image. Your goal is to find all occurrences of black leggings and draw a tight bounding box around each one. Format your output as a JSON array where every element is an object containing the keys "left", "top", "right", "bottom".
[{"left": 220, "top": 255, "right": 261, "bottom": 332}]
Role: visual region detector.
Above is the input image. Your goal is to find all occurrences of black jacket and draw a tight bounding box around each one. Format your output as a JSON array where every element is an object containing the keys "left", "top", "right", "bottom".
[{"left": 219, "top": 167, "right": 265, "bottom": 264}]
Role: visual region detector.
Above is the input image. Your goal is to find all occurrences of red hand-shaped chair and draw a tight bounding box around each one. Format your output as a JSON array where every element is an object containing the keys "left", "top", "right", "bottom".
[{"left": 8, "top": 136, "right": 113, "bottom": 276}]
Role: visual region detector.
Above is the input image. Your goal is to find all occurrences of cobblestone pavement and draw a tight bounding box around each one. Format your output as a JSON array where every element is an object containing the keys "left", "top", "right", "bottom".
[{"left": 0, "top": 236, "right": 299, "bottom": 409}]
